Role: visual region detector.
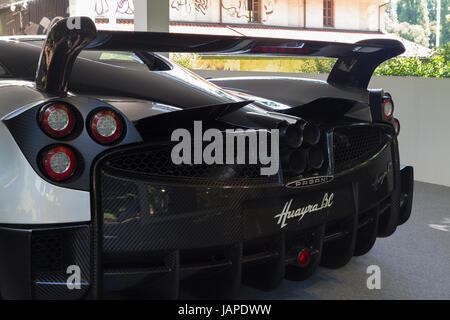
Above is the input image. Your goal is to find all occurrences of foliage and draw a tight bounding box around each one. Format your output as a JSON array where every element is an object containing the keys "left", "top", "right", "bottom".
[
  {"left": 297, "top": 46, "right": 450, "bottom": 78},
  {"left": 294, "top": 58, "right": 335, "bottom": 74},
  {"left": 397, "top": 0, "right": 430, "bottom": 27},
  {"left": 387, "top": 0, "right": 449, "bottom": 48},
  {"left": 427, "top": 0, "right": 437, "bottom": 21},
  {"left": 395, "top": 0, "right": 431, "bottom": 47},
  {"left": 427, "top": 0, "right": 450, "bottom": 46},
  {"left": 429, "top": 0, "right": 450, "bottom": 48},
  {"left": 374, "top": 43, "right": 450, "bottom": 78},
  {"left": 440, "top": 0, "right": 450, "bottom": 47},
  {"left": 389, "top": 21, "right": 431, "bottom": 47},
  {"left": 169, "top": 53, "right": 199, "bottom": 69},
  {"left": 439, "top": 42, "right": 450, "bottom": 62}
]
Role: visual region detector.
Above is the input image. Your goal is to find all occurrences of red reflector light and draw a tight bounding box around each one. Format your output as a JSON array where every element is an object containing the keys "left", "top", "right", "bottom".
[
  {"left": 40, "top": 103, "right": 75, "bottom": 138},
  {"left": 297, "top": 248, "right": 311, "bottom": 267},
  {"left": 89, "top": 109, "right": 124, "bottom": 144},
  {"left": 42, "top": 146, "right": 77, "bottom": 181},
  {"left": 394, "top": 118, "right": 400, "bottom": 136}
]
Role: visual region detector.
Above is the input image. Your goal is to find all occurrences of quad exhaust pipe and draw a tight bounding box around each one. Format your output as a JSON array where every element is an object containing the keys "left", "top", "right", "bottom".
[
  {"left": 279, "top": 121, "right": 323, "bottom": 175},
  {"left": 241, "top": 112, "right": 323, "bottom": 175}
]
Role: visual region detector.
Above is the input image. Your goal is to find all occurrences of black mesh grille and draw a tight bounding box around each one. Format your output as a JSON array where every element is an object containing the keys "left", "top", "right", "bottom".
[
  {"left": 99, "top": 169, "right": 331, "bottom": 257},
  {"left": 333, "top": 125, "right": 387, "bottom": 172},
  {"left": 31, "top": 233, "right": 63, "bottom": 273},
  {"left": 103, "top": 144, "right": 278, "bottom": 184},
  {"left": 31, "top": 227, "right": 91, "bottom": 300}
]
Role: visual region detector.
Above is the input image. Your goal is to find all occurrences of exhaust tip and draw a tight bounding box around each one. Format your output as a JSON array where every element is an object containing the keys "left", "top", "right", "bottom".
[
  {"left": 280, "top": 123, "right": 303, "bottom": 149},
  {"left": 282, "top": 149, "right": 307, "bottom": 175},
  {"left": 303, "top": 122, "right": 321, "bottom": 146},
  {"left": 307, "top": 145, "right": 324, "bottom": 170}
]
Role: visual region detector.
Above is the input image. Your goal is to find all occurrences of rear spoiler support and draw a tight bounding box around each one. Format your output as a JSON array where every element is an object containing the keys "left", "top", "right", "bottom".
[
  {"left": 35, "top": 17, "right": 96, "bottom": 94},
  {"left": 36, "top": 17, "right": 405, "bottom": 96}
]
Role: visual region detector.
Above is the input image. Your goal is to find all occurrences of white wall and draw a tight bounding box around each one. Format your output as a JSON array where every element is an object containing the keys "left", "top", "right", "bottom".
[
  {"left": 305, "top": 0, "right": 323, "bottom": 28},
  {"left": 334, "top": 0, "right": 360, "bottom": 30},
  {"left": 288, "top": 0, "right": 304, "bottom": 27},
  {"left": 69, "top": 0, "right": 135, "bottom": 31},
  {"left": 195, "top": 70, "right": 450, "bottom": 187},
  {"left": 170, "top": 0, "right": 220, "bottom": 23}
]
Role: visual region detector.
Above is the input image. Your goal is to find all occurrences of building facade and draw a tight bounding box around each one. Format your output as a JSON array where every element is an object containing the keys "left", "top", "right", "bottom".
[
  {"left": 0, "top": 0, "right": 429, "bottom": 57},
  {"left": 0, "top": 0, "right": 388, "bottom": 35},
  {"left": 170, "top": 0, "right": 388, "bottom": 32}
]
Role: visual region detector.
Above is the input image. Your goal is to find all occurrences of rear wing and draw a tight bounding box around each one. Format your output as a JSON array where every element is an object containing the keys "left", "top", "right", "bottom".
[{"left": 36, "top": 17, "right": 405, "bottom": 95}]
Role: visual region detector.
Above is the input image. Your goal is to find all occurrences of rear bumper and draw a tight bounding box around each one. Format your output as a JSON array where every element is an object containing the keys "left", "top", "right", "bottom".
[
  {"left": 0, "top": 225, "right": 91, "bottom": 299},
  {"left": 0, "top": 157, "right": 414, "bottom": 299}
]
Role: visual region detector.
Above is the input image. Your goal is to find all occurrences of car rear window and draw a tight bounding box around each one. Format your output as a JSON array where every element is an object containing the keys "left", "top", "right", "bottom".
[
  {"left": 99, "top": 52, "right": 144, "bottom": 63},
  {"left": 21, "top": 39, "right": 171, "bottom": 72}
]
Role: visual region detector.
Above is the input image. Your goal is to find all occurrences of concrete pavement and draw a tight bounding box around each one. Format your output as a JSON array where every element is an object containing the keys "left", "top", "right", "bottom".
[{"left": 238, "top": 181, "right": 450, "bottom": 300}]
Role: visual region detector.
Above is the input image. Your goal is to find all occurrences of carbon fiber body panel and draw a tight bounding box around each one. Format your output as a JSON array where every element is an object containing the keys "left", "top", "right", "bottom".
[
  {"left": 0, "top": 124, "right": 414, "bottom": 299},
  {"left": 31, "top": 226, "right": 91, "bottom": 300},
  {"left": 93, "top": 124, "right": 400, "bottom": 297},
  {"left": 0, "top": 225, "right": 91, "bottom": 300}
]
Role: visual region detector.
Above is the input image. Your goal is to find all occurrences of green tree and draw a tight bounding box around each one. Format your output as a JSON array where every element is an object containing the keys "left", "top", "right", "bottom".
[
  {"left": 398, "top": 0, "right": 430, "bottom": 26},
  {"left": 439, "top": 0, "right": 450, "bottom": 46},
  {"left": 428, "top": 0, "right": 437, "bottom": 21},
  {"left": 427, "top": 0, "right": 450, "bottom": 47},
  {"left": 397, "top": 0, "right": 431, "bottom": 47},
  {"left": 387, "top": 21, "right": 430, "bottom": 46},
  {"left": 374, "top": 43, "right": 450, "bottom": 78}
]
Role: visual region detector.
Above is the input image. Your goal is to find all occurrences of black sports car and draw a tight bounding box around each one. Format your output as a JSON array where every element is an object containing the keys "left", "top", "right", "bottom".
[{"left": 0, "top": 17, "right": 413, "bottom": 299}]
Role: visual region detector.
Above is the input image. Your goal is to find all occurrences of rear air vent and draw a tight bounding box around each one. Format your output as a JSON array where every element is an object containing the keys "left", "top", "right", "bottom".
[
  {"left": 31, "top": 233, "right": 63, "bottom": 273},
  {"left": 103, "top": 144, "right": 278, "bottom": 184},
  {"left": 333, "top": 125, "right": 387, "bottom": 172}
]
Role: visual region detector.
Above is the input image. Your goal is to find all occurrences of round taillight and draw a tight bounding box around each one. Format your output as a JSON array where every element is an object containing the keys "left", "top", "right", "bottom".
[
  {"left": 42, "top": 146, "right": 77, "bottom": 181},
  {"left": 297, "top": 248, "right": 311, "bottom": 267},
  {"left": 89, "top": 109, "right": 123, "bottom": 144},
  {"left": 393, "top": 118, "right": 400, "bottom": 136},
  {"left": 40, "top": 103, "right": 75, "bottom": 137},
  {"left": 382, "top": 98, "right": 394, "bottom": 119}
]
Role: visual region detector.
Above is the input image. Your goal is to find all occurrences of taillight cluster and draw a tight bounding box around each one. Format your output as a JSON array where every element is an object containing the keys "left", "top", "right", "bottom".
[{"left": 38, "top": 102, "right": 125, "bottom": 182}]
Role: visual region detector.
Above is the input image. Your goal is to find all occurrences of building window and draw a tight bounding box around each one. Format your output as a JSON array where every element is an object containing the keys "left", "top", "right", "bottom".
[
  {"left": 248, "top": 0, "right": 260, "bottom": 23},
  {"left": 323, "top": 0, "right": 334, "bottom": 27}
]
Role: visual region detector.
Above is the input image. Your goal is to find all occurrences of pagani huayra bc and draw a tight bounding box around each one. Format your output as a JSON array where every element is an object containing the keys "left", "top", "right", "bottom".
[{"left": 0, "top": 18, "right": 413, "bottom": 299}]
